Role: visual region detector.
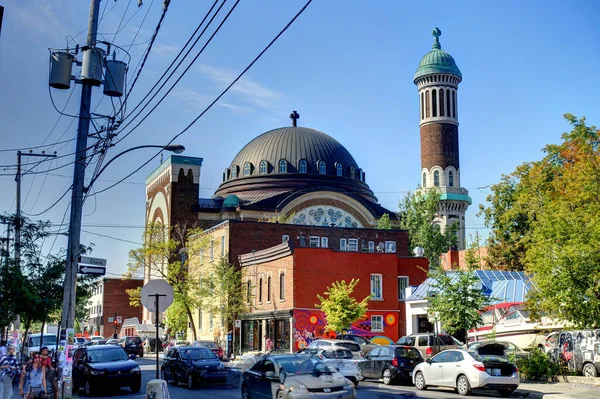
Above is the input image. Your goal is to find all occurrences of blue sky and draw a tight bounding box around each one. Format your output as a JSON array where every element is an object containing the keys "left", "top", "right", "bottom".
[{"left": 0, "top": 0, "right": 599, "bottom": 276}]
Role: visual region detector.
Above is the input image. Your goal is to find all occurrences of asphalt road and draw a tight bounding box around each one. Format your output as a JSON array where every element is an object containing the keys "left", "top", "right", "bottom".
[{"left": 82, "top": 357, "right": 522, "bottom": 399}]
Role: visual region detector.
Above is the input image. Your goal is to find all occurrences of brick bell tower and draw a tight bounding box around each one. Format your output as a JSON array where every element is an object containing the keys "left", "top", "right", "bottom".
[{"left": 414, "top": 27, "right": 471, "bottom": 250}]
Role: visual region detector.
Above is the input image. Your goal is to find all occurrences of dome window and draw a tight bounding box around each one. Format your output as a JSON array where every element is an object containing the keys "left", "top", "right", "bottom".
[
  {"left": 299, "top": 159, "right": 307, "bottom": 174},
  {"left": 259, "top": 160, "right": 267, "bottom": 174},
  {"left": 434, "top": 170, "right": 440, "bottom": 186},
  {"left": 231, "top": 166, "right": 238, "bottom": 178},
  {"left": 350, "top": 166, "right": 355, "bottom": 179},
  {"left": 318, "top": 161, "right": 326, "bottom": 175},
  {"left": 336, "top": 163, "right": 343, "bottom": 177},
  {"left": 449, "top": 170, "right": 454, "bottom": 187},
  {"left": 422, "top": 172, "right": 427, "bottom": 187},
  {"left": 243, "top": 162, "right": 252, "bottom": 176},
  {"left": 279, "top": 159, "right": 287, "bottom": 173}
]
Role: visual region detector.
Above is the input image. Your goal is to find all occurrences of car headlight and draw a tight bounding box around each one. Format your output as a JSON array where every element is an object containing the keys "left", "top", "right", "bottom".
[
  {"left": 132, "top": 366, "right": 141, "bottom": 373},
  {"left": 288, "top": 383, "right": 307, "bottom": 392},
  {"left": 90, "top": 369, "right": 106, "bottom": 376},
  {"left": 344, "top": 383, "right": 354, "bottom": 390}
]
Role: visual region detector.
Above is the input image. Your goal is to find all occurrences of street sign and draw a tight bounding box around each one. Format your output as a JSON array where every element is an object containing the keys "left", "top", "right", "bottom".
[
  {"left": 116, "top": 316, "right": 122, "bottom": 324},
  {"left": 79, "top": 256, "right": 107, "bottom": 267},
  {"left": 77, "top": 265, "right": 106, "bottom": 276},
  {"left": 141, "top": 280, "right": 174, "bottom": 313},
  {"left": 235, "top": 320, "right": 241, "bottom": 328}
]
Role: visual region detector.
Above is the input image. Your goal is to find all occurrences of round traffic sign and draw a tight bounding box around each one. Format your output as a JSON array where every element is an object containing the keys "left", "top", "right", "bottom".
[{"left": 141, "top": 279, "right": 174, "bottom": 312}]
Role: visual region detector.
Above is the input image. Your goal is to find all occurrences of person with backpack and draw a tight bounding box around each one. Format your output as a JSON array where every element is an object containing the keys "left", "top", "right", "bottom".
[
  {"left": 0, "top": 345, "right": 18, "bottom": 399},
  {"left": 19, "top": 353, "right": 46, "bottom": 399}
]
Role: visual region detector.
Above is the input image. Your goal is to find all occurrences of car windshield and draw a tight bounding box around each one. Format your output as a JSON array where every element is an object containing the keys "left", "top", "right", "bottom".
[
  {"left": 336, "top": 342, "right": 361, "bottom": 352},
  {"left": 321, "top": 349, "right": 353, "bottom": 359},
  {"left": 395, "top": 347, "right": 421, "bottom": 359},
  {"left": 181, "top": 347, "right": 216, "bottom": 360},
  {"left": 277, "top": 356, "right": 328, "bottom": 376},
  {"left": 196, "top": 341, "right": 217, "bottom": 349},
  {"left": 437, "top": 335, "right": 455, "bottom": 345},
  {"left": 29, "top": 336, "right": 57, "bottom": 346},
  {"left": 88, "top": 347, "right": 129, "bottom": 363}
]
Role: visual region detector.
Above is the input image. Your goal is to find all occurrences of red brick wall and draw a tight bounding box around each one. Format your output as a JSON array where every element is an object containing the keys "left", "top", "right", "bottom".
[
  {"left": 101, "top": 279, "right": 143, "bottom": 337},
  {"left": 420, "top": 123, "right": 459, "bottom": 170}
]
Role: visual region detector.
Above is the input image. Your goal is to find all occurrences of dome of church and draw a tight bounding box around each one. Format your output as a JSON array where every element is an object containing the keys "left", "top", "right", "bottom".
[{"left": 414, "top": 28, "right": 462, "bottom": 82}]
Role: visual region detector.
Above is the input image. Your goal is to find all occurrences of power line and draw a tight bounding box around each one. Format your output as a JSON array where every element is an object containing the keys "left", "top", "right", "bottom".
[
  {"left": 81, "top": 229, "right": 143, "bottom": 245},
  {"left": 0, "top": 137, "right": 77, "bottom": 153}
]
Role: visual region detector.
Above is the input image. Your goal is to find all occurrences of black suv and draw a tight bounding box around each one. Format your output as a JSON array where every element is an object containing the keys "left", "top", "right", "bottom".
[
  {"left": 359, "top": 345, "right": 423, "bottom": 384},
  {"left": 119, "top": 336, "right": 144, "bottom": 357}
]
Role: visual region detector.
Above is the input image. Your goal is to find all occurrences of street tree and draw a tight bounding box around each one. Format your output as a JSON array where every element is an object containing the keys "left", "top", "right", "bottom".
[
  {"left": 397, "top": 189, "right": 457, "bottom": 269},
  {"left": 316, "top": 279, "right": 370, "bottom": 333},
  {"left": 376, "top": 213, "right": 392, "bottom": 229},
  {"left": 479, "top": 115, "right": 600, "bottom": 327},
  {"left": 427, "top": 241, "right": 493, "bottom": 341},
  {"left": 126, "top": 222, "right": 206, "bottom": 341},
  {"left": 164, "top": 300, "right": 189, "bottom": 338}
]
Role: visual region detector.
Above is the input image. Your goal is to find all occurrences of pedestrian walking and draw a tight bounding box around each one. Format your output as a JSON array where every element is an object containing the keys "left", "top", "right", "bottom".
[
  {"left": 19, "top": 352, "right": 46, "bottom": 399},
  {"left": 0, "top": 342, "right": 7, "bottom": 358},
  {"left": 265, "top": 336, "right": 274, "bottom": 353},
  {"left": 0, "top": 345, "right": 18, "bottom": 399}
]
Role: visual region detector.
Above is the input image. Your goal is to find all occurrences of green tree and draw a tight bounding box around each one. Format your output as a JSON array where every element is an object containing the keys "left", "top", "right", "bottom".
[
  {"left": 376, "top": 213, "right": 392, "bottom": 229},
  {"left": 316, "top": 279, "right": 370, "bottom": 333},
  {"left": 126, "top": 222, "right": 205, "bottom": 341},
  {"left": 165, "top": 300, "right": 189, "bottom": 337},
  {"left": 398, "top": 189, "right": 457, "bottom": 269}
]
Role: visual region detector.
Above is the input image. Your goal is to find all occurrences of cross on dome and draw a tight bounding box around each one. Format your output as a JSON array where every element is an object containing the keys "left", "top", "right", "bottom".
[
  {"left": 289, "top": 110, "right": 300, "bottom": 127},
  {"left": 432, "top": 27, "right": 442, "bottom": 49}
]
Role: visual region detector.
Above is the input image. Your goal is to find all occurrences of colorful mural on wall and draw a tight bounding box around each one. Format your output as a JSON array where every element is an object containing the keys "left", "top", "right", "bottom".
[{"left": 293, "top": 309, "right": 399, "bottom": 351}]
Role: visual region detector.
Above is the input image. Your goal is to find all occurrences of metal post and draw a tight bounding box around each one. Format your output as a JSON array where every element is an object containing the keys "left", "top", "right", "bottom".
[
  {"left": 61, "top": 0, "right": 101, "bottom": 332},
  {"left": 155, "top": 296, "right": 160, "bottom": 379}
]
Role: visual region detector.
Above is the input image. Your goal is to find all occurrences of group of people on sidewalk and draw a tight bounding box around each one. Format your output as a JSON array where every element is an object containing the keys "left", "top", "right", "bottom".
[{"left": 0, "top": 342, "right": 59, "bottom": 399}]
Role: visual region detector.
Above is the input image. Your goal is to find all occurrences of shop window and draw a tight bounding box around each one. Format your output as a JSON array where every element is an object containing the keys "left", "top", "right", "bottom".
[{"left": 370, "top": 274, "right": 382, "bottom": 300}]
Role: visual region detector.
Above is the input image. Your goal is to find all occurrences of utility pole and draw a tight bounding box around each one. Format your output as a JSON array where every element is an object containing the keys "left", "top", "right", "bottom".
[
  {"left": 15, "top": 151, "right": 57, "bottom": 268},
  {"left": 61, "top": 0, "right": 101, "bottom": 334}
]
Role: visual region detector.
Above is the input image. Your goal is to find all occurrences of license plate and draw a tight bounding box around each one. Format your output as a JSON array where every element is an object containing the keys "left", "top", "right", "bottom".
[{"left": 488, "top": 368, "right": 501, "bottom": 376}]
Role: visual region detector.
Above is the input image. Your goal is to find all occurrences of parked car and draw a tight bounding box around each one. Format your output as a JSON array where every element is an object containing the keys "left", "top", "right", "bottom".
[
  {"left": 90, "top": 339, "right": 108, "bottom": 346},
  {"left": 309, "top": 346, "right": 360, "bottom": 386},
  {"left": 304, "top": 339, "right": 364, "bottom": 360},
  {"left": 241, "top": 354, "right": 356, "bottom": 399},
  {"left": 72, "top": 345, "right": 141, "bottom": 395},
  {"left": 75, "top": 337, "right": 88, "bottom": 347},
  {"left": 161, "top": 346, "right": 227, "bottom": 389},
  {"left": 24, "top": 334, "right": 57, "bottom": 356},
  {"left": 412, "top": 349, "right": 519, "bottom": 397},
  {"left": 359, "top": 345, "right": 423, "bottom": 385},
  {"left": 175, "top": 340, "right": 190, "bottom": 347},
  {"left": 396, "top": 333, "right": 457, "bottom": 358},
  {"left": 105, "top": 338, "right": 119, "bottom": 345},
  {"left": 118, "top": 336, "right": 144, "bottom": 357},
  {"left": 554, "top": 329, "right": 600, "bottom": 377},
  {"left": 193, "top": 340, "right": 225, "bottom": 360},
  {"left": 467, "top": 340, "right": 529, "bottom": 360},
  {"left": 452, "top": 337, "right": 466, "bottom": 349},
  {"left": 147, "top": 337, "right": 163, "bottom": 352},
  {"left": 336, "top": 334, "right": 379, "bottom": 355}
]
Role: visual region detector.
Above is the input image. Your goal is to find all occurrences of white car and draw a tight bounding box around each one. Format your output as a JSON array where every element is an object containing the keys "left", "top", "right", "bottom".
[
  {"left": 412, "top": 349, "right": 519, "bottom": 397},
  {"left": 305, "top": 339, "right": 364, "bottom": 360},
  {"left": 24, "top": 333, "right": 57, "bottom": 356},
  {"left": 309, "top": 346, "right": 360, "bottom": 386}
]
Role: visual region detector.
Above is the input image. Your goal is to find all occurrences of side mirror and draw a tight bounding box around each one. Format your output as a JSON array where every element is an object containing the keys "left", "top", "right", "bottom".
[
  {"left": 129, "top": 354, "right": 137, "bottom": 360},
  {"left": 426, "top": 358, "right": 432, "bottom": 364},
  {"left": 264, "top": 371, "right": 274, "bottom": 379}
]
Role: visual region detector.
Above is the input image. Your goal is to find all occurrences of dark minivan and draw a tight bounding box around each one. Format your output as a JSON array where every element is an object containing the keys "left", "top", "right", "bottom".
[
  {"left": 359, "top": 345, "right": 423, "bottom": 384},
  {"left": 119, "top": 336, "right": 144, "bottom": 357}
]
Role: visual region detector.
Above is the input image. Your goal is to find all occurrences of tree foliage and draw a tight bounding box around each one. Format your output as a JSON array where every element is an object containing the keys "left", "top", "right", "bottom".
[
  {"left": 316, "top": 279, "right": 370, "bottom": 333},
  {"left": 164, "top": 300, "right": 189, "bottom": 336},
  {"left": 376, "top": 213, "right": 392, "bottom": 229},
  {"left": 480, "top": 115, "right": 600, "bottom": 328},
  {"left": 427, "top": 243, "right": 493, "bottom": 340},
  {"left": 398, "top": 189, "right": 457, "bottom": 269}
]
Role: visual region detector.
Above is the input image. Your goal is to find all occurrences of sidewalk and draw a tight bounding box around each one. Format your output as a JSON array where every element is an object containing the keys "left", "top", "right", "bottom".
[{"left": 515, "top": 381, "right": 600, "bottom": 398}]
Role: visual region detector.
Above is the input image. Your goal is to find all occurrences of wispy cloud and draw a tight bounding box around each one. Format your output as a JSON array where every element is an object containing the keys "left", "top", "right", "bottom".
[
  {"left": 152, "top": 42, "right": 180, "bottom": 58},
  {"left": 14, "top": 1, "right": 68, "bottom": 37},
  {"left": 171, "top": 87, "right": 213, "bottom": 111},
  {"left": 197, "top": 64, "right": 283, "bottom": 111}
]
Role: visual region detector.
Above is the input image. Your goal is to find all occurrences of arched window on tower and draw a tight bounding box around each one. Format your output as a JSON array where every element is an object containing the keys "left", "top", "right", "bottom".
[
  {"left": 231, "top": 166, "right": 238, "bottom": 178},
  {"left": 420, "top": 92, "right": 424, "bottom": 120},
  {"left": 452, "top": 90, "right": 457, "bottom": 118},
  {"left": 425, "top": 90, "right": 430, "bottom": 118},
  {"left": 449, "top": 170, "right": 454, "bottom": 187},
  {"left": 259, "top": 160, "right": 267, "bottom": 174},
  {"left": 432, "top": 89, "right": 437, "bottom": 117},
  {"left": 279, "top": 159, "right": 287, "bottom": 173},
  {"left": 350, "top": 166, "right": 355, "bottom": 179},
  {"left": 243, "top": 162, "right": 252, "bottom": 176},
  {"left": 439, "top": 89, "right": 445, "bottom": 117},
  {"left": 336, "top": 163, "right": 343, "bottom": 177},
  {"left": 299, "top": 159, "right": 307, "bottom": 173},
  {"left": 422, "top": 172, "right": 427, "bottom": 188},
  {"left": 446, "top": 89, "right": 451, "bottom": 117},
  {"left": 434, "top": 170, "right": 440, "bottom": 186},
  {"left": 318, "top": 161, "right": 326, "bottom": 175}
]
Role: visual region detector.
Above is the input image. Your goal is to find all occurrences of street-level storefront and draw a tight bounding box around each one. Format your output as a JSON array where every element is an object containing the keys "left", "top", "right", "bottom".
[{"left": 239, "top": 310, "right": 293, "bottom": 354}]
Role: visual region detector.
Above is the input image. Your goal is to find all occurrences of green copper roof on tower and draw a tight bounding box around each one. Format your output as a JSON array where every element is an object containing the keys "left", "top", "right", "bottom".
[{"left": 414, "top": 27, "right": 462, "bottom": 82}]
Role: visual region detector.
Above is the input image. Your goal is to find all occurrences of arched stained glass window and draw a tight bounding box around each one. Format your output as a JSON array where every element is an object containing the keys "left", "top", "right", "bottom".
[
  {"left": 279, "top": 159, "right": 287, "bottom": 173},
  {"left": 434, "top": 170, "right": 440, "bottom": 186},
  {"left": 259, "top": 160, "right": 267, "bottom": 174},
  {"left": 449, "top": 170, "right": 454, "bottom": 187},
  {"left": 231, "top": 166, "right": 238, "bottom": 178},
  {"left": 299, "top": 159, "right": 307, "bottom": 173},
  {"left": 422, "top": 172, "right": 427, "bottom": 187},
  {"left": 243, "top": 162, "right": 251, "bottom": 176},
  {"left": 350, "top": 166, "right": 355, "bottom": 179},
  {"left": 318, "top": 161, "right": 326, "bottom": 175},
  {"left": 336, "top": 163, "right": 343, "bottom": 177}
]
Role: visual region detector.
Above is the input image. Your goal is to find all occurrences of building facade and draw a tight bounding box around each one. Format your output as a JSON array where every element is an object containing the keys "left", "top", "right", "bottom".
[
  {"left": 85, "top": 277, "right": 144, "bottom": 338},
  {"left": 415, "top": 27, "right": 471, "bottom": 249}
]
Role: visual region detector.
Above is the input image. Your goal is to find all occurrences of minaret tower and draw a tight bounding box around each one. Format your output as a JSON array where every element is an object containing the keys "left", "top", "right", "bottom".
[{"left": 414, "top": 27, "right": 471, "bottom": 250}]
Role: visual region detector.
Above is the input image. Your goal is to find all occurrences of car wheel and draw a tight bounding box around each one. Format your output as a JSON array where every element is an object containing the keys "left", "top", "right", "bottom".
[
  {"left": 84, "top": 380, "right": 94, "bottom": 396},
  {"left": 241, "top": 385, "right": 251, "bottom": 399},
  {"left": 583, "top": 363, "right": 598, "bottom": 377},
  {"left": 456, "top": 375, "right": 471, "bottom": 396},
  {"left": 382, "top": 368, "right": 394, "bottom": 385},
  {"left": 130, "top": 381, "right": 141, "bottom": 393},
  {"left": 357, "top": 367, "right": 364, "bottom": 381},
  {"left": 498, "top": 389, "right": 514, "bottom": 397},
  {"left": 187, "top": 373, "right": 195, "bottom": 390},
  {"left": 414, "top": 371, "right": 427, "bottom": 390}
]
